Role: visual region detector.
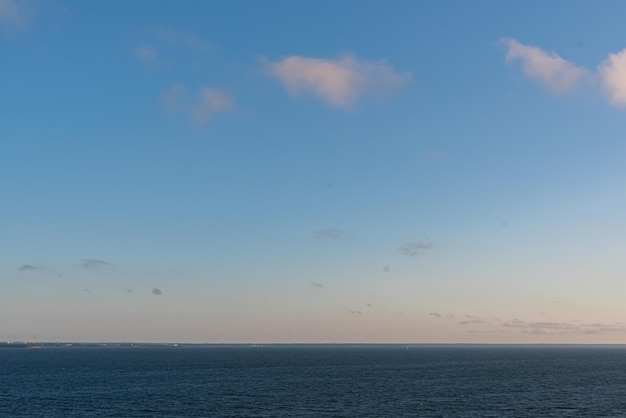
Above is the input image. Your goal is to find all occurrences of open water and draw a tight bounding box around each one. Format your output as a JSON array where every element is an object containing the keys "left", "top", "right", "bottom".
[{"left": 1, "top": 345, "right": 626, "bottom": 417}]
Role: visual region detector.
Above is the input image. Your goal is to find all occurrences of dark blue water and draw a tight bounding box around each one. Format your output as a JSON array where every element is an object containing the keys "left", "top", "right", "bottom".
[{"left": 2, "top": 345, "right": 626, "bottom": 417}]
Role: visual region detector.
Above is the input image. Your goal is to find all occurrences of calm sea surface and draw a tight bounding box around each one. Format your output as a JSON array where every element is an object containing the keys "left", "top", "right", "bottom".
[{"left": 1, "top": 345, "right": 626, "bottom": 417}]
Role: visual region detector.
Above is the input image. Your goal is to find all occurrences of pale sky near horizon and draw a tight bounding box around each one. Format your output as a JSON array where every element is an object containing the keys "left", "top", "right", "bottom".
[{"left": 2, "top": 0, "right": 626, "bottom": 343}]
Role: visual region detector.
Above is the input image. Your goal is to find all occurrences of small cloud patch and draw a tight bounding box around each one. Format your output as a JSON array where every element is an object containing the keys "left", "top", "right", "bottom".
[
  {"left": 399, "top": 241, "right": 432, "bottom": 257},
  {"left": 82, "top": 258, "right": 111, "bottom": 269},
  {"left": 18, "top": 264, "right": 40, "bottom": 271},
  {"left": 152, "top": 288, "right": 162, "bottom": 296}
]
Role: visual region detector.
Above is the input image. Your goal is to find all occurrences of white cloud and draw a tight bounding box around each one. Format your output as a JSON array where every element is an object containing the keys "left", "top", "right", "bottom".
[
  {"left": 161, "top": 84, "right": 233, "bottom": 126},
  {"left": 266, "top": 55, "right": 412, "bottom": 108},
  {"left": 598, "top": 49, "right": 626, "bottom": 107},
  {"left": 0, "top": 0, "right": 33, "bottom": 30},
  {"left": 502, "top": 38, "right": 589, "bottom": 94}
]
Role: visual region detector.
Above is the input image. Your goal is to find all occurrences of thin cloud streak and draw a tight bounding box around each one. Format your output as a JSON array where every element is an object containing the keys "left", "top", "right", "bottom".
[
  {"left": 428, "top": 312, "right": 455, "bottom": 319},
  {"left": 500, "top": 319, "right": 626, "bottom": 335},
  {"left": 458, "top": 316, "right": 626, "bottom": 336}
]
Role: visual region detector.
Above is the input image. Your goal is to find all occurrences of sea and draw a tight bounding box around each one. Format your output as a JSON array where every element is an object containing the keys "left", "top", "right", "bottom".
[{"left": 1, "top": 344, "right": 626, "bottom": 417}]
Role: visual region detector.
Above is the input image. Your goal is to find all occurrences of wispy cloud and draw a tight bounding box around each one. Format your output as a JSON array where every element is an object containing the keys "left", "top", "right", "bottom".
[
  {"left": 152, "top": 287, "right": 162, "bottom": 295},
  {"left": 429, "top": 312, "right": 456, "bottom": 319},
  {"left": 135, "top": 44, "right": 157, "bottom": 64},
  {"left": 134, "top": 28, "right": 211, "bottom": 65},
  {"left": 502, "top": 38, "right": 589, "bottom": 94},
  {"left": 266, "top": 54, "right": 411, "bottom": 108},
  {"left": 136, "top": 28, "right": 225, "bottom": 126},
  {"left": 314, "top": 227, "right": 344, "bottom": 239},
  {"left": 82, "top": 258, "right": 111, "bottom": 269},
  {"left": 193, "top": 87, "right": 233, "bottom": 125},
  {"left": 598, "top": 49, "right": 626, "bottom": 107},
  {"left": 399, "top": 241, "right": 432, "bottom": 257},
  {"left": 309, "top": 281, "right": 323, "bottom": 288},
  {"left": 457, "top": 315, "right": 626, "bottom": 336},
  {"left": 0, "top": 0, "right": 34, "bottom": 31},
  {"left": 152, "top": 27, "right": 212, "bottom": 54},
  {"left": 81, "top": 288, "right": 92, "bottom": 294},
  {"left": 500, "top": 319, "right": 626, "bottom": 335},
  {"left": 348, "top": 310, "right": 363, "bottom": 315},
  {"left": 382, "top": 265, "right": 390, "bottom": 273},
  {"left": 161, "top": 83, "right": 186, "bottom": 112},
  {"left": 161, "top": 83, "right": 233, "bottom": 126},
  {"left": 458, "top": 315, "right": 489, "bottom": 325}
]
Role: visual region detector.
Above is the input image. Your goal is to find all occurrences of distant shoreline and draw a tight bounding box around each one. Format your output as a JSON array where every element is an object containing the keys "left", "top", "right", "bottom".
[
  {"left": 0, "top": 342, "right": 41, "bottom": 349},
  {"left": 2, "top": 342, "right": 626, "bottom": 349}
]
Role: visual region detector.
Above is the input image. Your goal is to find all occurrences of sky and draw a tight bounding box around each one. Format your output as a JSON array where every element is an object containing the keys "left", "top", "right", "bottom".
[{"left": 2, "top": 0, "right": 626, "bottom": 343}]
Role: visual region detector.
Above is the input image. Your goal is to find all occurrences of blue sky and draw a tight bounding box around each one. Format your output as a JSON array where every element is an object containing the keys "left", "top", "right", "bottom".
[{"left": 2, "top": 0, "right": 626, "bottom": 343}]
